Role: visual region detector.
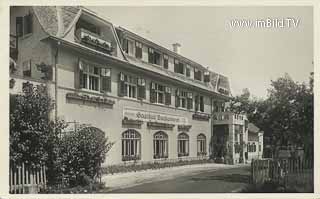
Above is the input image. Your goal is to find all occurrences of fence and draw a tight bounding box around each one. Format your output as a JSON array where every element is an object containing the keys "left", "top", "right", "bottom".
[
  {"left": 10, "top": 163, "right": 47, "bottom": 194},
  {"left": 251, "top": 158, "right": 313, "bottom": 192}
]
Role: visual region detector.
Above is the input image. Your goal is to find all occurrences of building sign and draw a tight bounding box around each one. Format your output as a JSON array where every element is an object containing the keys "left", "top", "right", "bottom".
[{"left": 123, "top": 108, "right": 188, "bottom": 125}]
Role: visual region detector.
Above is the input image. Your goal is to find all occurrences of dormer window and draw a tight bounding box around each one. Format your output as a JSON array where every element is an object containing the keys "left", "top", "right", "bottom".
[
  {"left": 135, "top": 41, "right": 142, "bottom": 59},
  {"left": 174, "top": 59, "right": 184, "bottom": 75},
  {"left": 194, "top": 68, "right": 202, "bottom": 81},
  {"left": 76, "top": 19, "right": 100, "bottom": 35}
]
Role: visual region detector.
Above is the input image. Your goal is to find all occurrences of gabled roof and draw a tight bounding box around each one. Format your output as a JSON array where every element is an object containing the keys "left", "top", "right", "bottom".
[{"left": 33, "top": 6, "right": 82, "bottom": 38}]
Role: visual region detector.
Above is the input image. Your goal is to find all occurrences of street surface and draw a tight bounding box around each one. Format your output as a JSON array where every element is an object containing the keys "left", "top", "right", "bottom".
[{"left": 105, "top": 164, "right": 250, "bottom": 193}]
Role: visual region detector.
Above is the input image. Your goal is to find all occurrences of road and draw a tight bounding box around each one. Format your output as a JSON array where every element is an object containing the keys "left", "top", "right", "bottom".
[{"left": 109, "top": 165, "right": 251, "bottom": 193}]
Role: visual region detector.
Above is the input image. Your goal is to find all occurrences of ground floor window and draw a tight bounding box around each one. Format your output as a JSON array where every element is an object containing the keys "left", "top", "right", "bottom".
[
  {"left": 122, "top": 129, "right": 141, "bottom": 161},
  {"left": 178, "top": 133, "right": 189, "bottom": 157},
  {"left": 153, "top": 131, "right": 168, "bottom": 159},
  {"left": 197, "top": 134, "right": 206, "bottom": 156}
]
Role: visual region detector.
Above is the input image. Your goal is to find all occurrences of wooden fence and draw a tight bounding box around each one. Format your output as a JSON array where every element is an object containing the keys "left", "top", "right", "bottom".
[
  {"left": 10, "top": 163, "right": 47, "bottom": 194},
  {"left": 251, "top": 158, "right": 313, "bottom": 191}
]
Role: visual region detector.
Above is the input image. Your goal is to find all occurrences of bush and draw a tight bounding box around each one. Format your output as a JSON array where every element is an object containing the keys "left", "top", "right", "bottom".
[{"left": 58, "top": 126, "right": 114, "bottom": 187}]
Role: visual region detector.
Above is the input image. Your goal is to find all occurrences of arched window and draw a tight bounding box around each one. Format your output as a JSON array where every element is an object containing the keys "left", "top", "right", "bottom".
[
  {"left": 122, "top": 129, "right": 141, "bottom": 161},
  {"left": 178, "top": 133, "right": 189, "bottom": 157},
  {"left": 197, "top": 134, "right": 207, "bottom": 156},
  {"left": 153, "top": 131, "right": 168, "bottom": 159}
]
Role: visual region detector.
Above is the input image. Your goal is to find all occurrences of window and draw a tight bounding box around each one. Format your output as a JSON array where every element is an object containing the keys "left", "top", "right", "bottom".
[
  {"left": 76, "top": 18, "right": 100, "bottom": 35},
  {"left": 16, "top": 13, "right": 33, "bottom": 37},
  {"left": 180, "top": 91, "right": 187, "bottom": 109},
  {"left": 194, "top": 68, "right": 202, "bottom": 81},
  {"left": 197, "top": 134, "right": 206, "bottom": 156},
  {"left": 150, "top": 82, "right": 171, "bottom": 105},
  {"left": 118, "top": 73, "right": 145, "bottom": 99},
  {"left": 135, "top": 41, "right": 142, "bottom": 59},
  {"left": 122, "top": 129, "right": 141, "bottom": 161},
  {"left": 79, "top": 61, "right": 111, "bottom": 92},
  {"left": 148, "top": 48, "right": 161, "bottom": 65},
  {"left": 178, "top": 133, "right": 189, "bottom": 157},
  {"left": 22, "top": 60, "right": 31, "bottom": 77},
  {"left": 153, "top": 131, "right": 168, "bottom": 159},
  {"left": 163, "top": 54, "right": 169, "bottom": 69},
  {"left": 195, "top": 95, "right": 205, "bottom": 112},
  {"left": 125, "top": 75, "right": 137, "bottom": 98},
  {"left": 174, "top": 59, "right": 184, "bottom": 74},
  {"left": 175, "top": 90, "right": 193, "bottom": 109}
]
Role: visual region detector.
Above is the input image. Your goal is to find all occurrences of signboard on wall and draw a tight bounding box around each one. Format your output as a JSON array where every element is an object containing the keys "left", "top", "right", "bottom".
[{"left": 123, "top": 108, "right": 188, "bottom": 125}]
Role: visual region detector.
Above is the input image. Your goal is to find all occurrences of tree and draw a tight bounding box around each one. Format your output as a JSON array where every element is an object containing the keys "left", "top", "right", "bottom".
[
  {"left": 10, "top": 82, "right": 66, "bottom": 168},
  {"left": 229, "top": 73, "right": 314, "bottom": 159}
]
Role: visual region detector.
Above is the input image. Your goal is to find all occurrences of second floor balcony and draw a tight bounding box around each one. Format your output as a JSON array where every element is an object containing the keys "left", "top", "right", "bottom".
[
  {"left": 213, "top": 112, "right": 247, "bottom": 126},
  {"left": 75, "top": 28, "right": 113, "bottom": 55}
]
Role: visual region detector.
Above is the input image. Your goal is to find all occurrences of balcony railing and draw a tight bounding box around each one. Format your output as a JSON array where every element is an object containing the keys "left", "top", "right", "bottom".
[
  {"left": 75, "top": 28, "right": 113, "bottom": 55},
  {"left": 10, "top": 34, "right": 18, "bottom": 60}
]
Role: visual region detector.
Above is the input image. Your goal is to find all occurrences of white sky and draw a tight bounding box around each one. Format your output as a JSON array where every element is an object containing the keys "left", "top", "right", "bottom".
[{"left": 90, "top": 6, "right": 313, "bottom": 99}]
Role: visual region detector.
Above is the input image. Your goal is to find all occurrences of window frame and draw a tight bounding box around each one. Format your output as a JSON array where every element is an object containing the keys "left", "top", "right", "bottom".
[
  {"left": 153, "top": 131, "right": 169, "bottom": 159},
  {"left": 177, "top": 133, "right": 189, "bottom": 157},
  {"left": 135, "top": 41, "right": 143, "bottom": 59},
  {"left": 197, "top": 134, "right": 207, "bottom": 156},
  {"left": 122, "top": 129, "right": 141, "bottom": 161}
]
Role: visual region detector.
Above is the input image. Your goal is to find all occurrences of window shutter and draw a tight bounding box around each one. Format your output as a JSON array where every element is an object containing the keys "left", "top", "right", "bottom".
[
  {"left": 175, "top": 89, "right": 180, "bottom": 107},
  {"left": 16, "top": 17, "right": 23, "bottom": 37},
  {"left": 137, "top": 78, "right": 146, "bottom": 99},
  {"left": 187, "top": 92, "right": 193, "bottom": 109},
  {"left": 150, "top": 82, "right": 156, "bottom": 103},
  {"left": 122, "top": 39, "right": 128, "bottom": 53},
  {"left": 195, "top": 95, "right": 199, "bottom": 111},
  {"left": 101, "top": 68, "right": 111, "bottom": 93},
  {"left": 118, "top": 72, "right": 126, "bottom": 96},
  {"left": 76, "top": 60, "right": 83, "bottom": 89},
  {"left": 165, "top": 87, "right": 171, "bottom": 105}
]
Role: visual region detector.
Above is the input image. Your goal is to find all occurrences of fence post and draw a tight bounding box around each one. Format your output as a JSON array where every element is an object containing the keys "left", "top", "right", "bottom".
[{"left": 22, "top": 163, "right": 25, "bottom": 194}]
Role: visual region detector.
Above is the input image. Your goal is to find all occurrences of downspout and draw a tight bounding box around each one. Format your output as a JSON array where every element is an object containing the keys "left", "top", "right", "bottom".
[
  {"left": 54, "top": 41, "right": 60, "bottom": 121},
  {"left": 210, "top": 97, "right": 213, "bottom": 159}
]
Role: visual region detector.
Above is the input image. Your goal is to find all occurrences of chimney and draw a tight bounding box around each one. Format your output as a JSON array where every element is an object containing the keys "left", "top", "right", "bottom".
[{"left": 172, "top": 43, "right": 181, "bottom": 54}]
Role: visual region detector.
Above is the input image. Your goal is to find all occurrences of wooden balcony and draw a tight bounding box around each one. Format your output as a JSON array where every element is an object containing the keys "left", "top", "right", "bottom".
[{"left": 75, "top": 28, "right": 113, "bottom": 55}]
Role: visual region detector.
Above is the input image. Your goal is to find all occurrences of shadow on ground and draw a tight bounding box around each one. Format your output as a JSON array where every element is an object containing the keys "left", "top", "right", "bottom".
[{"left": 190, "top": 173, "right": 250, "bottom": 184}]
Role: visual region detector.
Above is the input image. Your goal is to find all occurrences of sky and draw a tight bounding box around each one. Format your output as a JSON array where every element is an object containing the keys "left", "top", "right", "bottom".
[{"left": 90, "top": 6, "right": 313, "bottom": 99}]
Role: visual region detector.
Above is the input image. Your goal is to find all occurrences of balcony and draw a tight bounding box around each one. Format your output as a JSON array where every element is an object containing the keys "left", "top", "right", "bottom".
[
  {"left": 75, "top": 28, "right": 113, "bottom": 55},
  {"left": 212, "top": 112, "right": 247, "bottom": 125},
  {"left": 10, "top": 34, "right": 18, "bottom": 60}
]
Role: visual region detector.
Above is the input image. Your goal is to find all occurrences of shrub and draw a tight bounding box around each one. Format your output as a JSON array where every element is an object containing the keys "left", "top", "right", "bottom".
[{"left": 58, "top": 126, "right": 114, "bottom": 187}]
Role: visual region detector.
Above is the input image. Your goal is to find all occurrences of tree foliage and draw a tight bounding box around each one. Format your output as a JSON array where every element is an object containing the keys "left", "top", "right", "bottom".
[
  {"left": 58, "top": 125, "right": 114, "bottom": 186},
  {"left": 229, "top": 73, "right": 314, "bottom": 158},
  {"left": 10, "top": 82, "right": 114, "bottom": 187},
  {"left": 9, "top": 82, "right": 65, "bottom": 167}
]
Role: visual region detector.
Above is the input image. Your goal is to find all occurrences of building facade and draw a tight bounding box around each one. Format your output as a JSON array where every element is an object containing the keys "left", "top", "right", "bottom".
[{"left": 9, "top": 6, "right": 262, "bottom": 166}]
